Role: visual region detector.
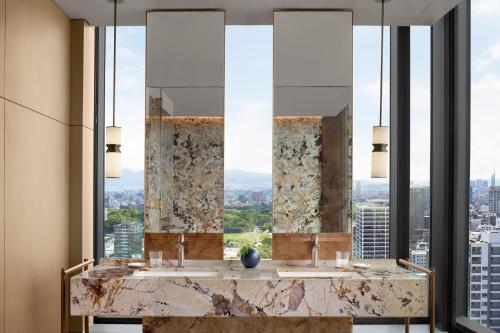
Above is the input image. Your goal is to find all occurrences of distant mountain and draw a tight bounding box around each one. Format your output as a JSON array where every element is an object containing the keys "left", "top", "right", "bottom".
[
  {"left": 105, "top": 169, "right": 144, "bottom": 191},
  {"left": 105, "top": 168, "right": 272, "bottom": 191},
  {"left": 225, "top": 169, "right": 272, "bottom": 189}
]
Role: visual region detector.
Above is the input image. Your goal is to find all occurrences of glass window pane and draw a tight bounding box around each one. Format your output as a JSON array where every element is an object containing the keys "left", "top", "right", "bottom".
[
  {"left": 352, "top": 27, "right": 390, "bottom": 259},
  {"left": 223, "top": 26, "right": 273, "bottom": 259},
  {"left": 409, "top": 26, "right": 431, "bottom": 267},
  {"left": 469, "top": 0, "right": 500, "bottom": 328},
  {"left": 104, "top": 27, "right": 145, "bottom": 258}
]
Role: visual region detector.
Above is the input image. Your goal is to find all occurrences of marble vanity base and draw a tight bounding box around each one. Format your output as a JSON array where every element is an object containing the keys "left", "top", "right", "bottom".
[{"left": 142, "top": 317, "right": 353, "bottom": 333}]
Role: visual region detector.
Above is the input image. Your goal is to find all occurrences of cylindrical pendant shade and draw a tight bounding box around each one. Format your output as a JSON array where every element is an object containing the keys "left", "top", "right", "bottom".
[
  {"left": 106, "top": 126, "right": 122, "bottom": 178},
  {"left": 371, "top": 150, "right": 388, "bottom": 178},
  {"left": 106, "top": 151, "right": 122, "bottom": 178},
  {"left": 371, "top": 126, "right": 389, "bottom": 178},
  {"left": 372, "top": 125, "right": 389, "bottom": 144},
  {"left": 106, "top": 126, "right": 122, "bottom": 145}
]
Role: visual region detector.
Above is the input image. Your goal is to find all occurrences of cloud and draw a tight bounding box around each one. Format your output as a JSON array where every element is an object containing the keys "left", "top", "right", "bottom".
[
  {"left": 470, "top": 73, "right": 500, "bottom": 179},
  {"left": 225, "top": 99, "right": 273, "bottom": 174},
  {"left": 472, "top": 0, "right": 500, "bottom": 17},
  {"left": 474, "top": 41, "right": 500, "bottom": 71}
]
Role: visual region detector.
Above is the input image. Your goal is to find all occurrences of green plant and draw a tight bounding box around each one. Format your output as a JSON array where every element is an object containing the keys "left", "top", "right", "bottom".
[{"left": 239, "top": 242, "right": 257, "bottom": 257}]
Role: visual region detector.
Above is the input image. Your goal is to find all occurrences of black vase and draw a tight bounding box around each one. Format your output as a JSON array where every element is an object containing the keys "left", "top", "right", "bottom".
[{"left": 240, "top": 248, "right": 261, "bottom": 268}]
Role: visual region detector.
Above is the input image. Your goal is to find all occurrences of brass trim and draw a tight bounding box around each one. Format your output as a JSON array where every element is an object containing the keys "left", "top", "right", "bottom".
[
  {"left": 399, "top": 259, "right": 435, "bottom": 333},
  {"left": 61, "top": 259, "right": 94, "bottom": 333}
]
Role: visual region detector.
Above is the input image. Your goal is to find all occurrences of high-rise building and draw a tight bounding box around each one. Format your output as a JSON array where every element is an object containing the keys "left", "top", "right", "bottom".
[
  {"left": 492, "top": 170, "right": 496, "bottom": 187},
  {"left": 469, "top": 231, "right": 500, "bottom": 330},
  {"left": 353, "top": 201, "right": 390, "bottom": 259},
  {"left": 409, "top": 187, "right": 431, "bottom": 248},
  {"left": 113, "top": 220, "right": 144, "bottom": 258},
  {"left": 410, "top": 242, "right": 429, "bottom": 267},
  {"left": 489, "top": 186, "right": 500, "bottom": 217},
  {"left": 485, "top": 213, "right": 498, "bottom": 227}
]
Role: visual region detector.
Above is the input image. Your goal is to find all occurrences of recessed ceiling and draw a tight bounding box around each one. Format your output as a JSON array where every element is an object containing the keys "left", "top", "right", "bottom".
[{"left": 53, "top": 0, "right": 462, "bottom": 26}]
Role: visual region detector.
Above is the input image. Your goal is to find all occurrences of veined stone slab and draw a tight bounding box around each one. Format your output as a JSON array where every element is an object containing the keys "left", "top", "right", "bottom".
[{"left": 71, "top": 260, "right": 427, "bottom": 318}]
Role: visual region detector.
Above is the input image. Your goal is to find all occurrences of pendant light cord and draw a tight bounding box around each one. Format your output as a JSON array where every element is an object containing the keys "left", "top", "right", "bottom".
[
  {"left": 112, "top": 0, "right": 117, "bottom": 127},
  {"left": 379, "top": 0, "right": 384, "bottom": 127}
]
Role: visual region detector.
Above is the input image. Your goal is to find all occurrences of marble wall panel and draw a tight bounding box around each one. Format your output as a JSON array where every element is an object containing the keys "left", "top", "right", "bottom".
[
  {"left": 273, "top": 112, "right": 352, "bottom": 233},
  {"left": 160, "top": 114, "right": 174, "bottom": 232},
  {"left": 144, "top": 93, "right": 163, "bottom": 233},
  {"left": 145, "top": 105, "right": 224, "bottom": 233},
  {"left": 170, "top": 117, "right": 224, "bottom": 232},
  {"left": 273, "top": 117, "right": 322, "bottom": 233}
]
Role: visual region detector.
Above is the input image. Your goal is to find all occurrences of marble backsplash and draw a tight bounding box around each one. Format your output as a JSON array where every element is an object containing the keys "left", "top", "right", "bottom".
[
  {"left": 146, "top": 95, "right": 351, "bottom": 235},
  {"left": 273, "top": 117, "right": 323, "bottom": 233},
  {"left": 145, "top": 95, "right": 224, "bottom": 233},
  {"left": 273, "top": 109, "right": 352, "bottom": 233}
]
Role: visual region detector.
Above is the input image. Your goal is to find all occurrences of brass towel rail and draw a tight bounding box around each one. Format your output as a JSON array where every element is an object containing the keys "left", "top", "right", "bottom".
[
  {"left": 399, "top": 259, "right": 435, "bottom": 333},
  {"left": 61, "top": 258, "right": 94, "bottom": 333}
]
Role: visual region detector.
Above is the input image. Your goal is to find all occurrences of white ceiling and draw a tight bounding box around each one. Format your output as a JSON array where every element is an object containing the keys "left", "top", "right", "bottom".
[{"left": 53, "top": 0, "right": 462, "bottom": 26}]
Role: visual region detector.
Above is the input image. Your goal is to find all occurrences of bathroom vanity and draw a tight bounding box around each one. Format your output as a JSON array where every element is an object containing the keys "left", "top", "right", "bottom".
[
  {"left": 70, "top": 259, "right": 428, "bottom": 332},
  {"left": 70, "top": 8, "right": 431, "bottom": 333}
]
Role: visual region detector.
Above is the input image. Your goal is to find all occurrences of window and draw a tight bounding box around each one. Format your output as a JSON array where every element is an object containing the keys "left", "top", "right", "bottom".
[
  {"left": 352, "top": 26, "right": 390, "bottom": 259},
  {"left": 409, "top": 26, "right": 431, "bottom": 267},
  {"left": 223, "top": 26, "right": 273, "bottom": 259},
  {"left": 469, "top": 0, "right": 500, "bottom": 329},
  {"left": 104, "top": 27, "right": 145, "bottom": 258}
]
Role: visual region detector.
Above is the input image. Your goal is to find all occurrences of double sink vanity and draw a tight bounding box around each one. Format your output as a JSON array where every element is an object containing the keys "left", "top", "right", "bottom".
[
  {"left": 70, "top": 258, "right": 428, "bottom": 320},
  {"left": 69, "top": 8, "right": 431, "bottom": 333}
]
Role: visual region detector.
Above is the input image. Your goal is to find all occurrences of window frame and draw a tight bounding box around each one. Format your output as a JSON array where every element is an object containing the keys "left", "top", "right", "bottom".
[
  {"left": 92, "top": 4, "right": 480, "bottom": 328},
  {"left": 93, "top": 26, "right": 142, "bottom": 325}
]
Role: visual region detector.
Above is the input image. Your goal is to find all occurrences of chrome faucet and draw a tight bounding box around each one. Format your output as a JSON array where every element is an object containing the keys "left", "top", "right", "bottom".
[
  {"left": 177, "top": 233, "right": 185, "bottom": 268},
  {"left": 311, "top": 233, "right": 320, "bottom": 268}
]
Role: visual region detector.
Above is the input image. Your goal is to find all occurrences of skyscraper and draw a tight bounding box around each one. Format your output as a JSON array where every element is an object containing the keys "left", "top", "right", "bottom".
[
  {"left": 469, "top": 231, "right": 500, "bottom": 330},
  {"left": 489, "top": 186, "right": 500, "bottom": 217},
  {"left": 492, "top": 169, "right": 496, "bottom": 187},
  {"left": 410, "top": 242, "right": 429, "bottom": 268},
  {"left": 113, "top": 220, "right": 144, "bottom": 258},
  {"left": 353, "top": 201, "right": 390, "bottom": 259},
  {"left": 409, "top": 187, "right": 431, "bottom": 248}
]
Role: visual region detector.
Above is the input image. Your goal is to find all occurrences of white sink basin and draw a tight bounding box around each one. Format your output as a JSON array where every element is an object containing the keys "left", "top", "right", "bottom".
[
  {"left": 277, "top": 271, "right": 353, "bottom": 278},
  {"left": 134, "top": 270, "right": 218, "bottom": 278}
]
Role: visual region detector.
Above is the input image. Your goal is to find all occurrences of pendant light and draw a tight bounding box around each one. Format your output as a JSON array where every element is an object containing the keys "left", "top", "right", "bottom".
[
  {"left": 371, "top": 0, "right": 390, "bottom": 178},
  {"left": 105, "top": 0, "right": 123, "bottom": 178}
]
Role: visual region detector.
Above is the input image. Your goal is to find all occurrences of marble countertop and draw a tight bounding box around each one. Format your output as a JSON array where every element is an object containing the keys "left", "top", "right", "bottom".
[{"left": 70, "top": 259, "right": 428, "bottom": 318}]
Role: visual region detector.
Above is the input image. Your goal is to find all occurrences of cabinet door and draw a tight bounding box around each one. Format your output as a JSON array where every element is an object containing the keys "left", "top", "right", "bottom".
[
  {"left": 146, "top": 11, "right": 225, "bottom": 88},
  {"left": 274, "top": 11, "right": 353, "bottom": 88}
]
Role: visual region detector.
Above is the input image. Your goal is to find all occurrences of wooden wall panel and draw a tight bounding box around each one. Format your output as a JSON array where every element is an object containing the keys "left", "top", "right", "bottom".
[
  {"left": 143, "top": 317, "right": 353, "bottom": 333},
  {"left": 0, "top": 0, "right": 5, "bottom": 98},
  {"left": 70, "top": 20, "right": 94, "bottom": 129},
  {"left": 69, "top": 126, "right": 93, "bottom": 265},
  {"left": 4, "top": 102, "right": 69, "bottom": 333},
  {"left": 81, "top": 128, "right": 93, "bottom": 261},
  {"left": 69, "top": 20, "right": 94, "bottom": 332},
  {"left": 0, "top": 99, "right": 5, "bottom": 333},
  {"left": 69, "top": 19, "right": 94, "bottom": 267},
  {"left": 145, "top": 233, "right": 223, "bottom": 260},
  {"left": 272, "top": 233, "right": 352, "bottom": 260},
  {"left": 5, "top": 0, "right": 70, "bottom": 124}
]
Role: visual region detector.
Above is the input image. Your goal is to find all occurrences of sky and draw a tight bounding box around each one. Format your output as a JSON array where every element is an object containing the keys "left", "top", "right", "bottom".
[
  {"left": 105, "top": 1, "right": 499, "bottom": 183},
  {"left": 470, "top": 0, "right": 500, "bottom": 181}
]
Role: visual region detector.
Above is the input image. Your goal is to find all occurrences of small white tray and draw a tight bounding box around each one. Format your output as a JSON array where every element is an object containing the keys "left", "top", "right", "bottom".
[{"left": 128, "top": 262, "right": 146, "bottom": 268}]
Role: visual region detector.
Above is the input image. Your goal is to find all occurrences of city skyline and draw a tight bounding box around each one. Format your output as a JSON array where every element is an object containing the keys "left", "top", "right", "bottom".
[{"left": 104, "top": 2, "right": 500, "bottom": 183}]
